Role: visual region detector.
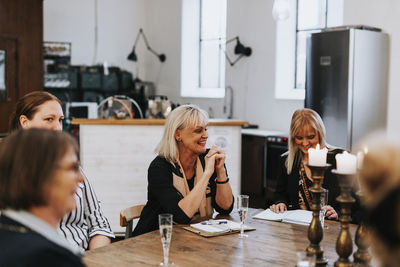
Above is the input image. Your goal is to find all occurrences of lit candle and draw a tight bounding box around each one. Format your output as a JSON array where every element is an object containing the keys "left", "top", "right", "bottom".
[
  {"left": 308, "top": 144, "right": 328, "bottom": 166},
  {"left": 335, "top": 151, "right": 357, "bottom": 174}
]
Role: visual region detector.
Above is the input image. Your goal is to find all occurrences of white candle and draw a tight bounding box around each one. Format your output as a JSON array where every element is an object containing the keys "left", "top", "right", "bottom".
[
  {"left": 308, "top": 144, "right": 328, "bottom": 166},
  {"left": 335, "top": 151, "right": 357, "bottom": 174}
]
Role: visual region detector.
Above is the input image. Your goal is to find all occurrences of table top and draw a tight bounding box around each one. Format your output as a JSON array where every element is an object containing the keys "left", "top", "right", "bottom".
[{"left": 83, "top": 209, "right": 357, "bottom": 267}]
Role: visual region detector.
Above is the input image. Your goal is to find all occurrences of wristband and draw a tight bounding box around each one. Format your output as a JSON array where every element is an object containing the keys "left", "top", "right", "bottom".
[{"left": 215, "top": 177, "right": 229, "bottom": 184}]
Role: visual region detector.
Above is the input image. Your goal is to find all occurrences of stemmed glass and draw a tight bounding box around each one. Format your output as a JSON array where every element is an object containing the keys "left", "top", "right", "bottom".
[
  {"left": 319, "top": 188, "right": 329, "bottom": 229},
  {"left": 237, "top": 195, "right": 249, "bottom": 238},
  {"left": 159, "top": 214, "right": 173, "bottom": 266}
]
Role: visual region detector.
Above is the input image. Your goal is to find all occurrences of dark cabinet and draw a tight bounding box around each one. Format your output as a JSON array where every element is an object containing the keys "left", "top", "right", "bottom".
[{"left": 241, "top": 133, "right": 288, "bottom": 208}]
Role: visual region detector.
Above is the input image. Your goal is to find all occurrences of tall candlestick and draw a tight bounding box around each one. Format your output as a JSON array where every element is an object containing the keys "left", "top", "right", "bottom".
[
  {"left": 335, "top": 151, "right": 357, "bottom": 174},
  {"left": 308, "top": 144, "right": 328, "bottom": 166}
]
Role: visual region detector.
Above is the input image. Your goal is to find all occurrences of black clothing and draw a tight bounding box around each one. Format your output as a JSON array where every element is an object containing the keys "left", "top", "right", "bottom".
[
  {"left": 275, "top": 149, "right": 342, "bottom": 214},
  {"left": 274, "top": 148, "right": 361, "bottom": 223},
  {"left": 367, "top": 185, "right": 400, "bottom": 248},
  {"left": 0, "top": 215, "right": 85, "bottom": 267},
  {"left": 132, "top": 152, "right": 234, "bottom": 236},
  {"left": 187, "top": 176, "right": 195, "bottom": 190}
]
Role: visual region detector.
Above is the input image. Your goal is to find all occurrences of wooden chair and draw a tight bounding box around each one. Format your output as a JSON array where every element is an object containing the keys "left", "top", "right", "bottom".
[{"left": 120, "top": 204, "right": 145, "bottom": 239}]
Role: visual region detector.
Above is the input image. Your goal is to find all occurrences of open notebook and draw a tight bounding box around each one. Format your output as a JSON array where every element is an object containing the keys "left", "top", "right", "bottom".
[
  {"left": 252, "top": 209, "right": 313, "bottom": 226},
  {"left": 183, "top": 219, "right": 255, "bottom": 237}
]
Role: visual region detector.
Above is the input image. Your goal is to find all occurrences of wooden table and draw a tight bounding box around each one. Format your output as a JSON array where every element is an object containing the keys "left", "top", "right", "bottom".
[{"left": 84, "top": 209, "right": 357, "bottom": 266}]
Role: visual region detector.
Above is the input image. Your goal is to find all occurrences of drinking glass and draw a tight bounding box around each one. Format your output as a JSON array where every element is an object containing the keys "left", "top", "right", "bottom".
[
  {"left": 296, "top": 251, "right": 316, "bottom": 267},
  {"left": 319, "top": 188, "right": 328, "bottom": 229},
  {"left": 159, "top": 213, "right": 173, "bottom": 266},
  {"left": 236, "top": 195, "right": 249, "bottom": 238}
]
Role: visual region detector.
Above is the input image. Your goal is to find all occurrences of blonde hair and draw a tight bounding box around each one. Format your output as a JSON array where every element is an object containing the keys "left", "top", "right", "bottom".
[
  {"left": 155, "top": 104, "right": 208, "bottom": 163},
  {"left": 287, "top": 108, "right": 326, "bottom": 174}
]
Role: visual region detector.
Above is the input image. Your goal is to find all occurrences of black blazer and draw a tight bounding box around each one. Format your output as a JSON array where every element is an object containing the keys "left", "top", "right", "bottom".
[
  {"left": 274, "top": 148, "right": 343, "bottom": 213},
  {"left": 0, "top": 215, "right": 85, "bottom": 267},
  {"left": 132, "top": 150, "right": 234, "bottom": 237},
  {"left": 274, "top": 148, "right": 362, "bottom": 223}
]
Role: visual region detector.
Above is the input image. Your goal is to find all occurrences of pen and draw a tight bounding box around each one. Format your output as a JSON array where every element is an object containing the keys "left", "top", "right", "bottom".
[{"left": 200, "top": 220, "right": 228, "bottom": 225}]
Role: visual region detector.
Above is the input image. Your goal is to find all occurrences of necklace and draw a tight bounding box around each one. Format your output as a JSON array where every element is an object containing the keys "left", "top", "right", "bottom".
[{"left": 0, "top": 223, "right": 31, "bottom": 233}]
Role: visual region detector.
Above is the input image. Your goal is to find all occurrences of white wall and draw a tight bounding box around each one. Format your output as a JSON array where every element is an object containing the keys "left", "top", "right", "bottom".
[
  {"left": 142, "top": 0, "right": 302, "bottom": 131},
  {"left": 44, "top": 0, "right": 399, "bottom": 136},
  {"left": 44, "top": 0, "right": 146, "bottom": 75},
  {"left": 343, "top": 0, "right": 400, "bottom": 141},
  {"left": 44, "top": 0, "right": 301, "bottom": 132},
  {"left": 224, "top": 0, "right": 303, "bottom": 131}
]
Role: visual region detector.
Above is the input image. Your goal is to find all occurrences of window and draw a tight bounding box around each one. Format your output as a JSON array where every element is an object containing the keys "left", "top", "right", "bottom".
[
  {"left": 274, "top": 0, "right": 343, "bottom": 99},
  {"left": 181, "top": 0, "right": 227, "bottom": 98}
]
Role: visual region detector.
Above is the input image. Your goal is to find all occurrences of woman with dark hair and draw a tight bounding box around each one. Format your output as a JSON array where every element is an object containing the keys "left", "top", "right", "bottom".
[
  {"left": 270, "top": 109, "right": 340, "bottom": 219},
  {"left": 8, "top": 91, "right": 114, "bottom": 251},
  {"left": 133, "top": 104, "right": 234, "bottom": 236},
  {"left": 0, "top": 129, "right": 85, "bottom": 266},
  {"left": 9, "top": 91, "right": 63, "bottom": 131}
]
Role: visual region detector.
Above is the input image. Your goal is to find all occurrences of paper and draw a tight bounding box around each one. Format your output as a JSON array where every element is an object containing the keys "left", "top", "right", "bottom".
[
  {"left": 252, "top": 209, "right": 313, "bottom": 226},
  {"left": 189, "top": 219, "right": 249, "bottom": 235}
]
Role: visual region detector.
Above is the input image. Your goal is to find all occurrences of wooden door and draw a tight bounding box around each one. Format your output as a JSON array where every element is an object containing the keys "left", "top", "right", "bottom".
[{"left": 0, "top": 0, "right": 43, "bottom": 133}]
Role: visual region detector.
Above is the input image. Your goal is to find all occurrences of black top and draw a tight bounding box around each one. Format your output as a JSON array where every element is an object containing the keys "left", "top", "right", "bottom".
[
  {"left": 0, "top": 215, "right": 85, "bottom": 267},
  {"left": 367, "top": 185, "right": 400, "bottom": 248},
  {"left": 274, "top": 148, "right": 343, "bottom": 213},
  {"left": 274, "top": 148, "right": 362, "bottom": 223},
  {"left": 132, "top": 151, "right": 234, "bottom": 236}
]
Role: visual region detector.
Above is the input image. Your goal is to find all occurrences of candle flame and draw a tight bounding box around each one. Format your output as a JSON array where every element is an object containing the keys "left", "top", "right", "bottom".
[
  {"left": 316, "top": 144, "right": 320, "bottom": 150},
  {"left": 364, "top": 146, "right": 368, "bottom": 154}
]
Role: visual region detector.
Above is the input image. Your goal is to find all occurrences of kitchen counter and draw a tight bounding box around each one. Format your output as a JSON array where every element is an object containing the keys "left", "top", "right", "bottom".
[
  {"left": 71, "top": 118, "right": 248, "bottom": 126},
  {"left": 241, "top": 128, "right": 288, "bottom": 137},
  {"left": 72, "top": 118, "right": 247, "bottom": 233}
]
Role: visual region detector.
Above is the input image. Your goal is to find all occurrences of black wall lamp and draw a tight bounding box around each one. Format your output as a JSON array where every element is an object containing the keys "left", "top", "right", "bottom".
[
  {"left": 222, "top": 36, "right": 252, "bottom": 66},
  {"left": 127, "top": 28, "right": 166, "bottom": 62}
]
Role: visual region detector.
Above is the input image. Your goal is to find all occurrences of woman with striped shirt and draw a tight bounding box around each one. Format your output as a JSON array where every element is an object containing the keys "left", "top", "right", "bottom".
[{"left": 9, "top": 91, "right": 114, "bottom": 251}]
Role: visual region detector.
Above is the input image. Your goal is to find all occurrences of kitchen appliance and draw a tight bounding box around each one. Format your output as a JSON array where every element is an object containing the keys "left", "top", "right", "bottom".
[
  {"left": 305, "top": 26, "right": 389, "bottom": 151},
  {"left": 241, "top": 130, "right": 288, "bottom": 208},
  {"left": 65, "top": 102, "right": 98, "bottom": 119},
  {"left": 98, "top": 95, "right": 143, "bottom": 119},
  {"left": 148, "top": 95, "right": 172, "bottom": 119}
]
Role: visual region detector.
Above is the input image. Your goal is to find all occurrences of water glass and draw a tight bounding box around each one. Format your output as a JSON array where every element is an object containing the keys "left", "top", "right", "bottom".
[
  {"left": 236, "top": 195, "right": 249, "bottom": 238},
  {"left": 159, "top": 213, "right": 173, "bottom": 266},
  {"left": 319, "top": 188, "right": 328, "bottom": 229},
  {"left": 296, "top": 251, "right": 316, "bottom": 267}
]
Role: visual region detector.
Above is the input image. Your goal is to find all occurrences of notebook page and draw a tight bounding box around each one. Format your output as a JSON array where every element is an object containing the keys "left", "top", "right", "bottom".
[
  {"left": 252, "top": 209, "right": 284, "bottom": 221},
  {"left": 282, "top": 210, "right": 312, "bottom": 225}
]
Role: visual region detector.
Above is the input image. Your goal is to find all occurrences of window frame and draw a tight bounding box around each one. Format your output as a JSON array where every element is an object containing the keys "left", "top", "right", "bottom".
[
  {"left": 274, "top": 0, "right": 343, "bottom": 100},
  {"left": 180, "top": 0, "right": 226, "bottom": 98}
]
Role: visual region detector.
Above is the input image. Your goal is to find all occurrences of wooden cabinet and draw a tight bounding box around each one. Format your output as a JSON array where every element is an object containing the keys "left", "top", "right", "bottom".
[{"left": 0, "top": 0, "right": 43, "bottom": 133}]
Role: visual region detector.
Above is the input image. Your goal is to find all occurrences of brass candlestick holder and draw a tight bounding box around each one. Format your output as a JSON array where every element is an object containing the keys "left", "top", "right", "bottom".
[
  {"left": 332, "top": 170, "right": 356, "bottom": 267},
  {"left": 353, "top": 190, "right": 372, "bottom": 266},
  {"left": 306, "top": 163, "right": 331, "bottom": 266}
]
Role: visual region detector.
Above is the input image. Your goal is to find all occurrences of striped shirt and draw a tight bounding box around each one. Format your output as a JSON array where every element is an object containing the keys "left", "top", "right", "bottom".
[{"left": 58, "top": 170, "right": 114, "bottom": 252}]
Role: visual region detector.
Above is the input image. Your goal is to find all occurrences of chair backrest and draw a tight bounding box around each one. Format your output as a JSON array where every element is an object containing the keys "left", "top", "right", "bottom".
[{"left": 120, "top": 204, "right": 145, "bottom": 239}]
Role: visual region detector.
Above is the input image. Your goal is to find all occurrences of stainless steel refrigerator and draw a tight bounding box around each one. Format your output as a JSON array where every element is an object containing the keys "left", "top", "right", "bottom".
[{"left": 305, "top": 26, "right": 389, "bottom": 151}]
